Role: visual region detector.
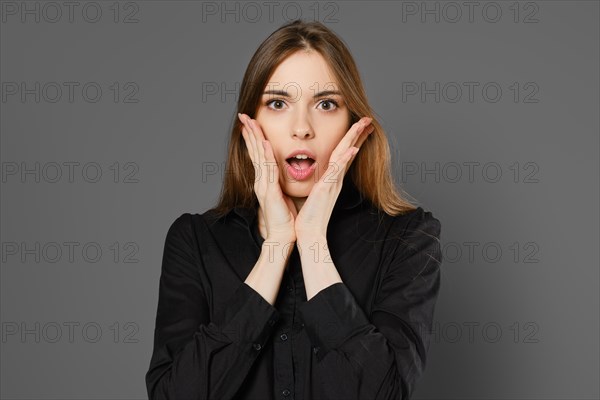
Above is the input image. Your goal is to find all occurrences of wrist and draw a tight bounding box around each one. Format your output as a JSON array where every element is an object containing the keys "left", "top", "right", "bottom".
[
  {"left": 262, "top": 236, "right": 295, "bottom": 257},
  {"left": 296, "top": 235, "right": 328, "bottom": 255},
  {"left": 265, "top": 234, "right": 296, "bottom": 246},
  {"left": 295, "top": 226, "right": 327, "bottom": 241}
]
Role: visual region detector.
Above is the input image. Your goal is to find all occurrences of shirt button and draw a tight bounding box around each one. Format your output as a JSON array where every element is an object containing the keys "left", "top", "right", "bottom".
[
  {"left": 313, "top": 346, "right": 320, "bottom": 354},
  {"left": 282, "top": 389, "right": 291, "bottom": 396},
  {"left": 287, "top": 286, "right": 293, "bottom": 293},
  {"left": 253, "top": 343, "right": 262, "bottom": 351},
  {"left": 280, "top": 333, "right": 288, "bottom": 341}
]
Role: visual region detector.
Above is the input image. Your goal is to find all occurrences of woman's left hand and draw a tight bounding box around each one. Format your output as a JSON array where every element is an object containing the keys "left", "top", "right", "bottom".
[{"left": 294, "top": 116, "right": 374, "bottom": 240}]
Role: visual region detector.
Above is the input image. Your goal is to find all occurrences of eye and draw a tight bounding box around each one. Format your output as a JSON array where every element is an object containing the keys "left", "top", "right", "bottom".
[
  {"left": 264, "top": 98, "right": 340, "bottom": 112},
  {"left": 265, "top": 99, "right": 286, "bottom": 110},
  {"left": 318, "top": 99, "right": 339, "bottom": 112}
]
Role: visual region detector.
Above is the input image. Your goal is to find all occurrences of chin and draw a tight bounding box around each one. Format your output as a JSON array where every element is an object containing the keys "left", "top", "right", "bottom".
[{"left": 281, "top": 180, "right": 314, "bottom": 198}]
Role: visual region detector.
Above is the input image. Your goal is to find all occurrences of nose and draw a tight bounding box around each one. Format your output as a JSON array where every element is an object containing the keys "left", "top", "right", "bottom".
[
  {"left": 293, "top": 128, "right": 313, "bottom": 139},
  {"left": 291, "top": 112, "right": 314, "bottom": 139}
]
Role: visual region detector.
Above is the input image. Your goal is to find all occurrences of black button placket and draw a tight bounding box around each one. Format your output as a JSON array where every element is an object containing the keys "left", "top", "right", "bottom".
[{"left": 273, "top": 246, "right": 302, "bottom": 400}]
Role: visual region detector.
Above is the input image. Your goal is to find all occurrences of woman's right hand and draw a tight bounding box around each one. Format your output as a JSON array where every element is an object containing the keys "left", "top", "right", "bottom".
[{"left": 238, "top": 113, "right": 297, "bottom": 244}]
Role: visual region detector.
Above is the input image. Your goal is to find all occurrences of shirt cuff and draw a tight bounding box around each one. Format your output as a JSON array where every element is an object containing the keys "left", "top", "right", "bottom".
[
  {"left": 210, "top": 281, "right": 280, "bottom": 351},
  {"left": 297, "top": 282, "right": 371, "bottom": 360}
]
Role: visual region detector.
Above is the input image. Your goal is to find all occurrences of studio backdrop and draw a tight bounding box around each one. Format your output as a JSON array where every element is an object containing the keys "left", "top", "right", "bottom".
[{"left": 1, "top": 1, "right": 598, "bottom": 399}]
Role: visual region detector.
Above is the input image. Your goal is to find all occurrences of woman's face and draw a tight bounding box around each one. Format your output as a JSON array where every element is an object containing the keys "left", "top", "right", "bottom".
[{"left": 255, "top": 50, "right": 351, "bottom": 200}]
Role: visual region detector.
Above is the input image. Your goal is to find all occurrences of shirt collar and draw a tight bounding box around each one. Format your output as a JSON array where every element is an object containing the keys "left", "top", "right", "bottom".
[{"left": 231, "top": 175, "right": 364, "bottom": 228}]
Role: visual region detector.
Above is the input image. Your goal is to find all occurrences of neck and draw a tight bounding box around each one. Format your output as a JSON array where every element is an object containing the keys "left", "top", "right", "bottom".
[{"left": 290, "top": 196, "right": 307, "bottom": 214}]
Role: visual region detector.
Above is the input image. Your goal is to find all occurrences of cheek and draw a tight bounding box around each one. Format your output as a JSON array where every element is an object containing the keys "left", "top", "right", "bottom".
[
  {"left": 322, "top": 115, "right": 349, "bottom": 137},
  {"left": 318, "top": 125, "right": 349, "bottom": 156},
  {"left": 255, "top": 119, "right": 276, "bottom": 143},
  {"left": 315, "top": 134, "right": 347, "bottom": 176},
  {"left": 260, "top": 124, "right": 284, "bottom": 159}
]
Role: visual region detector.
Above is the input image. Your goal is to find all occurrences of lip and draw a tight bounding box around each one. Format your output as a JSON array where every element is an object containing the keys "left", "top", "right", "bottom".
[
  {"left": 283, "top": 148, "right": 318, "bottom": 182},
  {"left": 284, "top": 159, "right": 318, "bottom": 181},
  {"left": 285, "top": 149, "right": 317, "bottom": 160}
]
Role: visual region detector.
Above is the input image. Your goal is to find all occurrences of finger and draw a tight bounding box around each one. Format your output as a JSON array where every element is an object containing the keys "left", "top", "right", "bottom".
[
  {"left": 250, "top": 119, "right": 272, "bottom": 186},
  {"left": 262, "top": 139, "right": 276, "bottom": 168},
  {"left": 354, "top": 123, "right": 375, "bottom": 149},
  {"left": 245, "top": 118, "right": 260, "bottom": 174},
  {"left": 349, "top": 146, "right": 360, "bottom": 161},
  {"left": 321, "top": 146, "right": 356, "bottom": 186},
  {"left": 249, "top": 118, "right": 266, "bottom": 142},
  {"left": 241, "top": 126, "right": 260, "bottom": 178},
  {"left": 328, "top": 119, "right": 369, "bottom": 166},
  {"left": 332, "top": 146, "right": 357, "bottom": 177},
  {"left": 342, "top": 146, "right": 360, "bottom": 176},
  {"left": 240, "top": 127, "right": 254, "bottom": 163},
  {"left": 242, "top": 125, "right": 257, "bottom": 164},
  {"left": 238, "top": 113, "right": 252, "bottom": 141},
  {"left": 262, "top": 140, "right": 279, "bottom": 188},
  {"left": 260, "top": 139, "right": 270, "bottom": 185},
  {"left": 349, "top": 119, "right": 373, "bottom": 149},
  {"left": 335, "top": 117, "right": 372, "bottom": 156},
  {"left": 331, "top": 123, "right": 367, "bottom": 173},
  {"left": 251, "top": 120, "right": 270, "bottom": 188},
  {"left": 252, "top": 120, "right": 267, "bottom": 161}
]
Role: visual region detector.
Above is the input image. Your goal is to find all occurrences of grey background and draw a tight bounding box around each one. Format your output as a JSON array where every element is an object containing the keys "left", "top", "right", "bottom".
[{"left": 1, "top": 1, "right": 598, "bottom": 399}]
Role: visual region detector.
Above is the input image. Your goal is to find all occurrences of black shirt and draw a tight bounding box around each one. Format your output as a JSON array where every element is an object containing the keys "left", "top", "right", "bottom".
[{"left": 145, "top": 176, "right": 442, "bottom": 400}]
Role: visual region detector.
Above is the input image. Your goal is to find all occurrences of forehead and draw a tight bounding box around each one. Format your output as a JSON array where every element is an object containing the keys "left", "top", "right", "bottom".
[{"left": 265, "top": 51, "right": 339, "bottom": 92}]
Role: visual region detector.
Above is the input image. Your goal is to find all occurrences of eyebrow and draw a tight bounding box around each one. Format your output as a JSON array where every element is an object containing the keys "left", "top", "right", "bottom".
[{"left": 262, "top": 89, "right": 342, "bottom": 98}]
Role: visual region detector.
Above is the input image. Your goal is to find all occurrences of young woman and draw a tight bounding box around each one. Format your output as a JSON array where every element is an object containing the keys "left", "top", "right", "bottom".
[{"left": 146, "top": 19, "right": 442, "bottom": 400}]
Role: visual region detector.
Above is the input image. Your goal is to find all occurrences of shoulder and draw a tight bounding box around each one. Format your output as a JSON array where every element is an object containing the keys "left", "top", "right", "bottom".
[
  {"left": 165, "top": 209, "right": 232, "bottom": 241},
  {"left": 161, "top": 214, "right": 195, "bottom": 253},
  {"left": 400, "top": 206, "right": 442, "bottom": 239},
  {"left": 367, "top": 205, "right": 441, "bottom": 234},
  {"left": 358, "top": 204, "right": 441, "bottom": 241},
  {"left": 166, "top": 212, "right": 196, "bottom": 235},
  {"left": 386, "top": 206, "right": 442, "bottom": 260},
  {"left": 168, "top": 208, "right": 225, "bottom": 228},
  {"left": 163, "top": 211, "right": 212, "bottom": 244}
]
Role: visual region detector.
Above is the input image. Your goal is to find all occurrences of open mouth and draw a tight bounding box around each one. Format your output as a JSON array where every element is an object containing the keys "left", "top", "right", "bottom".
[{"left": 285, "top": 157, "right": 316, "bottom": 170}]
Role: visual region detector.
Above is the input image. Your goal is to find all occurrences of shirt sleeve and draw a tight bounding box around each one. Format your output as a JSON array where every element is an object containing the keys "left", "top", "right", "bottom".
[
  {"left": 297, "top": 208, "right": 442, "bottom": 400},
  {"left": 145, "top": 213, "right": 280, "bottom": 400}
]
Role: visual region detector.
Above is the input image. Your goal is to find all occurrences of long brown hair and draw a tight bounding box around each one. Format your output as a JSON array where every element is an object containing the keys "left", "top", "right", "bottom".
[{"left": 211, "top": 19, "right": 417, "bottom": 218}]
